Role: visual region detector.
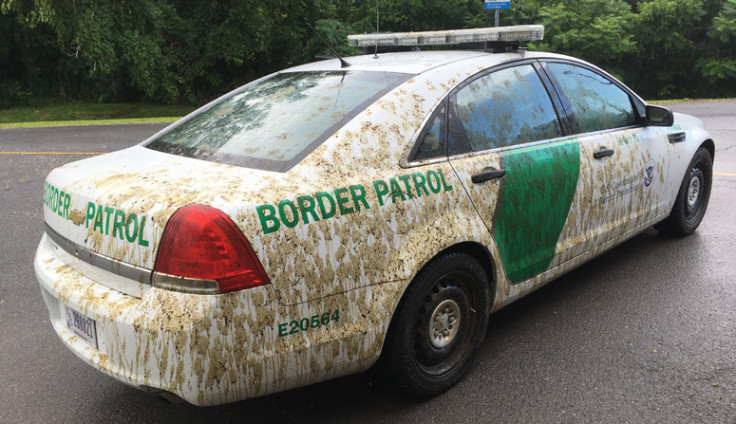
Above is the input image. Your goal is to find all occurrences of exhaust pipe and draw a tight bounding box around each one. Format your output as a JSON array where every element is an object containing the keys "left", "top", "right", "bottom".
[{"left": 138, "top": 385, "right": 186, "bottom": 405}]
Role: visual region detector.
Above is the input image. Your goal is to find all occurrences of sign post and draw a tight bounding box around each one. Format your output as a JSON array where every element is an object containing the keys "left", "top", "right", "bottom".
[{"left": 484, "top": 0, "right": 511, "bottom": 27}]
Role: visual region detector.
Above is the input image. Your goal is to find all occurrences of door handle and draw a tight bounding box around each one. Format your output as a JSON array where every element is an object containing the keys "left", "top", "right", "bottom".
[
  {"left": 471, "top": 169, "right": 505, "bottom": 183},
  {"left": 593, "top": 148, "right": 615, "bottom": 159}
]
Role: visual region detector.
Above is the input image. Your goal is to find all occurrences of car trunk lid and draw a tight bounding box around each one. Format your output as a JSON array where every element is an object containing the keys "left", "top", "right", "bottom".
[{"left": 42, "top": 145, "right": 286, "bottom": 296}]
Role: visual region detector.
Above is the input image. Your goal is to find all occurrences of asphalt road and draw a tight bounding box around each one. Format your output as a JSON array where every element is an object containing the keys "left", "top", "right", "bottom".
[{"left": 1, "top": 102, "right": 735, "bottom": 423}]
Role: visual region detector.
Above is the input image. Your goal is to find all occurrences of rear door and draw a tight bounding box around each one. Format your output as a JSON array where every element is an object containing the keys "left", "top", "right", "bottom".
[{"left": 442, "top": 62, "right": 582, "bottom": 284}]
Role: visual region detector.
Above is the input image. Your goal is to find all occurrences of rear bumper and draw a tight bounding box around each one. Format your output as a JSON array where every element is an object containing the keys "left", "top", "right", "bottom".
[
  {"left": 35, "top": 232, "right": 222, "bottom": 404},
  {"left": 34, "top": 233, "right": 400, "bottom": 405}
]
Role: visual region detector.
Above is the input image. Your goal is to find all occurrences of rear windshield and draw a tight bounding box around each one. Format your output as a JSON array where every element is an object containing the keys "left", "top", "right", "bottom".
[{"left": 145, "top": 70, "right": 411, "bottom": 172}]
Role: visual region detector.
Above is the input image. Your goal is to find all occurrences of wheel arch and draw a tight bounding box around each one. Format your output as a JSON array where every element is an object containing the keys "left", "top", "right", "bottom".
[
  {"left": 701, "top": 138, "right": 715, "bottom": 161},
  {"left": 435, "top": 241, "right": 498, "bottom": 312},
  {"left": 655, "top": 140, "right": 714, "bottom": 236},
  {"left": 378, "top": 241, "right": 498, "bottom": 360}
]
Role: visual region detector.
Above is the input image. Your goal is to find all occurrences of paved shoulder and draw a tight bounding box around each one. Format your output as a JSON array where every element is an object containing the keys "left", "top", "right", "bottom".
[{"left": 0, "top": 123, "right": 170, "bottom": 153}]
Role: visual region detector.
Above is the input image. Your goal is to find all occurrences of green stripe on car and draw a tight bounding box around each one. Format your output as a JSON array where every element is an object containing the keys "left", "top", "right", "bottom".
[{"left": 493, "top": 139, "right": 581, "bottom": 283}]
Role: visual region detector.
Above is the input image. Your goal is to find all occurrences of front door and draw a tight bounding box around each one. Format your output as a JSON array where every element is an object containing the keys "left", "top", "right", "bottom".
[{"left": 543, "top": 62, "right": 670, "bottom": 243}]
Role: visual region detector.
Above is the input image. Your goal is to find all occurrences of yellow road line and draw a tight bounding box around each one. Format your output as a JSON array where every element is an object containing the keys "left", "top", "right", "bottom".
[
  {"left": 714, "top": 172, "right": 736, "bottom": 177},
  {"left": 0, "top": 151, "right": 104, "bottom": 155}
]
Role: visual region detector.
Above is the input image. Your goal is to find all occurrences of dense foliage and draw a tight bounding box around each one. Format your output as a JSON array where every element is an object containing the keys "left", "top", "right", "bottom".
[{"left": 1, "top": 0, "right": 735, "bottom": 107}]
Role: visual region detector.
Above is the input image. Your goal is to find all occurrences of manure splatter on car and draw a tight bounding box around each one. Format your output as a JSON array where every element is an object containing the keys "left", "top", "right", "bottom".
[{"left": 34, "top": 25, "right": 714, "bottom": 405}]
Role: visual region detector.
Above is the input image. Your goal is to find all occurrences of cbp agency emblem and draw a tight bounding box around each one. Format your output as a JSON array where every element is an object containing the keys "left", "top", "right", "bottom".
[{"left": 643, "top": 158, "right": 656, "bottom": 189}]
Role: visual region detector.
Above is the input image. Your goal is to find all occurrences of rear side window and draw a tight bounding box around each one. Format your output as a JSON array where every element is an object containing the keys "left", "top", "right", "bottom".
[
  {"left": 146, "top": 71, "right": 411, "bottom": 172},
  {"left": 450, "top": 64, "right": 562, "bottom": 154},
  {"left": 547, "top": 62, "right": 637, "bottom": 133},
  {"left": 413, "top": 103, "right": 446, "bottom": 161}
]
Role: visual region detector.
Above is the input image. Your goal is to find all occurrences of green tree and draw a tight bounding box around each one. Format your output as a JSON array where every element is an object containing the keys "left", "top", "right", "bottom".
[
  {"left": 0, "top": 0, "right": 86, "bottom": 106},
  {"left": 2, "top": 0, "right": 736, "bottom": 105},
  {"left": 534, "top": 0, "right": 638, "bottom": 79},
  {"left": 630, "top": 0, "right": 706, "bottom": 98},
  {"left": 697, "top": 0, "right": 736, "bottom": 89}
]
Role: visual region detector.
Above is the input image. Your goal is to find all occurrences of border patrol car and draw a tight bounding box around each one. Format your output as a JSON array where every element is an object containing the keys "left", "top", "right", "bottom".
[{"left": 35, "top": 25, "right": 714, "bottom": 406}]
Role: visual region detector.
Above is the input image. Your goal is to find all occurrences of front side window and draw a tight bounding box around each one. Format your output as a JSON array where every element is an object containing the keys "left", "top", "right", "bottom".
[
  {"left": 450, "top": 64, "right": 562, "bottom": 154},
  {"left": 146, "top": 71, "right": 411, "bottom": 171},
  {"left": 547, "top": 62, "right": 637, "bottom": 133}
]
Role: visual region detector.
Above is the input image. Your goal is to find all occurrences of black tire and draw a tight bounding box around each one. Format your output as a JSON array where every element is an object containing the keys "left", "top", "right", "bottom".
[
  {"left": 383, "top": 253, "right": 490, "bottom": 396},
  {"left": 655, "top": 147, "right": 712, "bottom": 236}
]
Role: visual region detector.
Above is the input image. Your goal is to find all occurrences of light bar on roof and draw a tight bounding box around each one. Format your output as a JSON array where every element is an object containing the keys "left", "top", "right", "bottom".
[{"left": 347, "top": 25, "right": 544, "bottom": 48}]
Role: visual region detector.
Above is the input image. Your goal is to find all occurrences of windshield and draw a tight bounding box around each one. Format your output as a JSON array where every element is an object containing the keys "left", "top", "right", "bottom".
[{"left": 145, "top": 70, "right": 411, "bottom": 171}]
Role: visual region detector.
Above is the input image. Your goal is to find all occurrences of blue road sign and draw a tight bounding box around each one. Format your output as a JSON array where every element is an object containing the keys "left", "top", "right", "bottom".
[{"left": 485, "top": 1, "right": 511, "bottom": 9}]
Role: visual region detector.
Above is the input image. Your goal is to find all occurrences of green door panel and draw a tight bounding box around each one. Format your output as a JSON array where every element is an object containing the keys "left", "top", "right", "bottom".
[{"left": 493, "top": 139, "right": 581, "bottom": 283}]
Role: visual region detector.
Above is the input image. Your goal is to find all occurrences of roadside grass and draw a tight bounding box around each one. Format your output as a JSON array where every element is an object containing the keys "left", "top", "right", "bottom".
[
  {"left": 649, "top": 98, "right": 735, "bottom": 104},
  {"left": 0, "top": 102, "right": 196, "bottom": 129},
  {"left": 650, "top": 99, "right": 693, "bottom": 104},
  {"left": 1, "top": 98, "right": 730, "bottom": 129}
]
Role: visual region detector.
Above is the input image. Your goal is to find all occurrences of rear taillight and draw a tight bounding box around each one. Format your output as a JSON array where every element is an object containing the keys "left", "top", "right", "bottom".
[{"left": 152, "top": 204, "right": 270, "bottom": 294}]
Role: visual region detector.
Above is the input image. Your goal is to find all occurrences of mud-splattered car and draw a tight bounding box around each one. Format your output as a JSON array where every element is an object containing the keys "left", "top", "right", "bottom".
[{"left": 35, "top": 25, "right": 714, "bottom": 406}]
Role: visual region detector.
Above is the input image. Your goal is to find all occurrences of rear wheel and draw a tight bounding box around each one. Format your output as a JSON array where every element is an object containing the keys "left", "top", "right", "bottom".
[
  {"left": 655, "top": 147, "right": 712, "bottom": 235},
  {"left": 384, "top": 253, "right": 490, "bottom": 396}
]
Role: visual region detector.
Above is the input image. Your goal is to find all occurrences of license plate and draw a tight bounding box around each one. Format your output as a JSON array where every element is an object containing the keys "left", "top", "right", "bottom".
[{"left": 64, "top": 306, "right": 98, "bottom": 349}]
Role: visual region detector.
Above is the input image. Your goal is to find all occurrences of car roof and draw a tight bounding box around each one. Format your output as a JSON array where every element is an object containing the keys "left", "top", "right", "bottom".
[
  {"left": 285, "top": 49, "right": 581, "bottom": 75},
  {"left": 286, "top": 50, "right": 514, "bottom": 75}
]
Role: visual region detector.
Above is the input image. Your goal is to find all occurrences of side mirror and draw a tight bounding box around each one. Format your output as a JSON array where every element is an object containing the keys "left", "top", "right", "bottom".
[{"left": 645, "top": 105, "right": 674, "bottom": 127}]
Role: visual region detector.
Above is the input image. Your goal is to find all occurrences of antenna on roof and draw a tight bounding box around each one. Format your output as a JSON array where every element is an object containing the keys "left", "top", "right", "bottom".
[
  {"left": 306, "top": 22, "right": 351, "bottom": 68},
  {"left": 374, "top": 0, "right": 379, "bottom": 58}
]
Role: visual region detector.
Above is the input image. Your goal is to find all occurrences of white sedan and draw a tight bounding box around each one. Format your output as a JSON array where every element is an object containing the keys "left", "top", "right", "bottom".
[{"left": 35, "top": 25, "right": 713, "bottom": 406}]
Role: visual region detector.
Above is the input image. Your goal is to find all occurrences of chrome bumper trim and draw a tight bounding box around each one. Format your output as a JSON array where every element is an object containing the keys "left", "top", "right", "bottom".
[{"left": 44, "top": 223, "right": 153, "bottom": 285}]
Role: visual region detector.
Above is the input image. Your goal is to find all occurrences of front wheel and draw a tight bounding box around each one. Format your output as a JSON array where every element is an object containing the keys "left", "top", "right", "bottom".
[
  {"left": 383, "top": 253, "right": 490, "bottom": 396},
  {"left": 656, "top": 147, "right": 712, "bottom": 235}
]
